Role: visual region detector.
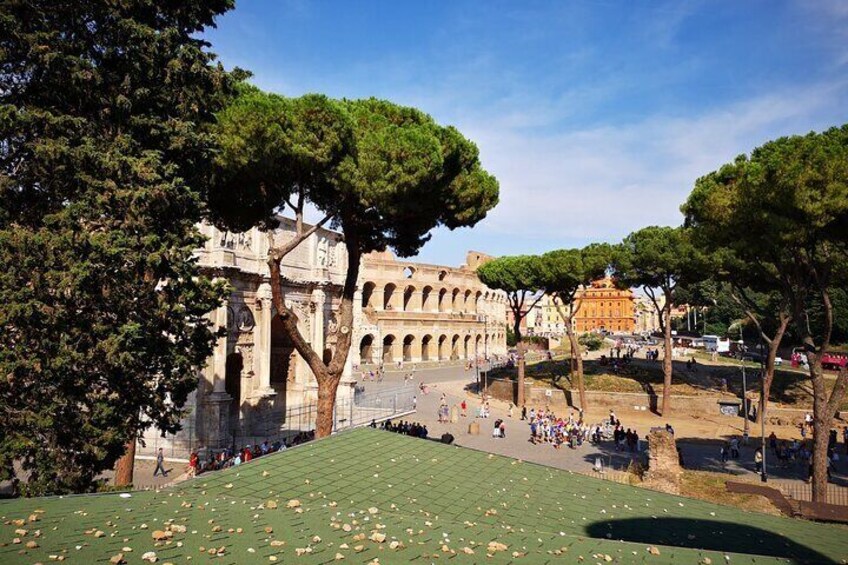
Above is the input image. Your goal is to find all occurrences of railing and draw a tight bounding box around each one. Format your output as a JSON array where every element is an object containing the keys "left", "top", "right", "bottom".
[
  {"left": 138, "top": 384, "right": 417, "bottom": 460},
  {"left": 776, "top": 481, "right": 848, "bottom": 506}
]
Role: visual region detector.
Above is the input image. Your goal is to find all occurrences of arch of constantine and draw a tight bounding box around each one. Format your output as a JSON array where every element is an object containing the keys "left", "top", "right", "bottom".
[
  {"left": 353, "top": 250, "right": 508, "bottom": 367},
  {"left": 141, "top": 222, "right": 507, "bottom": 457}
]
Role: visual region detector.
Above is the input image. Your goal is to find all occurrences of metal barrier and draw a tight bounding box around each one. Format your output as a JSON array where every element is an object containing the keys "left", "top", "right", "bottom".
[{"left": 777, "top": 481, "right": 848, "bottom": 506}]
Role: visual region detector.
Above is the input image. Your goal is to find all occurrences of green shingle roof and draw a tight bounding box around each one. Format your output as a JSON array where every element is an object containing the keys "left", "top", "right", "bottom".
[{"left": 1, "top": 428, "right": 845, "bottom": 564}]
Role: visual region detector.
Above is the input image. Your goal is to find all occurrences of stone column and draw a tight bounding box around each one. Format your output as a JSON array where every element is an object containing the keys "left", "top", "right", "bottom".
[
  {"left": 311, "top": 288, "right": 326, "bottom": 356},
  {"left": 202, "top": 286, "right": 232, "bottom": 449},
  {"left": 253, "top": 283, "right": 276, "bottom": 398}
]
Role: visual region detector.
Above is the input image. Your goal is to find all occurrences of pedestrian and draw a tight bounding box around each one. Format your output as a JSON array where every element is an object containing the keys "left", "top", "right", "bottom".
[
  {"left": 499, "top": 420, "right": 506, "bottom": 439},
  {"left": 460, "top": 400, "right": 467, "bottom": 417},
  {"left": 730, "top": 437, "right": 739, "bottom": 459},
  {"left": 508, "top": 403, "right": 514, "bottom": 418},
  {"left": 720, "top": 443, "right": 729, "bottom": 465},
  {"left": 153, "top": 447, "right": 168, "bottom": 478},
  {"left": 521, "top": 404, "right": 527, "bottom": 420},
  {"left": 754, "top": 448, "right": 763, "bottom": 473},
  {"left": 412, "top": 395, "right": 417, "bottom": 409}
]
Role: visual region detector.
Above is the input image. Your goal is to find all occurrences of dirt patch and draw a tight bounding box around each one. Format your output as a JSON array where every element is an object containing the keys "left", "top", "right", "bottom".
[{"left": 681, "top": 471, "right": 782, "bottom": 516}]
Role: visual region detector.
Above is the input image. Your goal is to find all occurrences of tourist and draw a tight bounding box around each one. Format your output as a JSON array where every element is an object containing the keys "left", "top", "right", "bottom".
[
  {"left": 499, "top": 420, "right": 506, "bottom": 438},
  {"left": 187, "top": 451, "right": 199, "bottom": 478},
  {"left": 521, "top": 404, "right": 527, "bottom": 420},
  {"left": 754, "top": 448, "right": 763, "bottom": 473},
  {"left": 460, "top": 400, "right": 467, "bottom": 417},
  {"left": 768, "top": 432, "right": 778, "bottom": 452},
  {"left": 153, "top": 447, "right": 168, "bottom": 478},
  {"left": 493, "top": 419, "right": 502, "bottom": 438},
  {"left": 720, "top": 443, "right": 729, "bottom": 465},
  {"left": 508, "top": 403, "right": 514, "bottom": 418},
  {"left": 730, "top": 437, "right": 740, "bottom": 459}
]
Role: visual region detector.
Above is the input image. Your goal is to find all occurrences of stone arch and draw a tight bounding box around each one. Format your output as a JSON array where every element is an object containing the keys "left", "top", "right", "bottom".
[
  {"left": 421, "top": 334, "right": 433, "bottom": 361},
  {"left": 383, "top": 283, "right": 397, "bottom": 310},
  {"left": 382, "top": 334, "right": 396, "bottom": 363},
  {"left": 421, "top": 285, "right": 434, "bottom": 312},
  {"left": 475, "top": 334, "right": 483, "bottom": 356},
  {"left": 362, "top": 281, "right": 376, "bottom": 308},
  {"left": 225, "top": 352, "right": 243, "bottom": 424},
  {"left": 474, "top": 290, "right": 483, "bottom": 313},
  {"left": 463, "top": 289, "right": 472, "bottom": 312},
  {"left": 403, "top": 266, "right": 415, "bottom": 279},
  {"left": 463, "top": 334, "right": 472, "bottom": 359},
  {"left": 359, "top": 334, "right": 375, "bottom": 364},
  {"left": 438, "top": 334, "right": 448, "bottom": 360},
  {"left": 438, "top": 288, "right": 448, "bottom": 312},
  {"left": 451, "top": 288, "right": 461, "bottom": 312},
  {"left": 451, "top": 334, "right": 460, "bottom": 360},
  {"left": 403, "top": 285, "right": 416, "bottom": 311},
  {"left": 403, "top": 334, "right": 416, "bottom": 362}
]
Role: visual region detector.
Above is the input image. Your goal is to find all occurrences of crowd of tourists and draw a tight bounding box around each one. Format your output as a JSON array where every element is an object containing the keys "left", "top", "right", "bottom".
[
  {"left": 374, "top": 418, "right": 429, "bottom": 439},
  {"left": 185, "top": 431, "right": 315, "bottom": 477}
]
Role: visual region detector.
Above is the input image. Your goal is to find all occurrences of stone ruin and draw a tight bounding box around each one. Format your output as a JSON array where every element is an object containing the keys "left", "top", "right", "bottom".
[{"left": 643, "top": 428, "right": 682, "bottom": 495}]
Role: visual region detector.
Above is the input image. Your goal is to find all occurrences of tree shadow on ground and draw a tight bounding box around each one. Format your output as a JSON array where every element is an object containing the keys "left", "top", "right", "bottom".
[{"left": 585, "top": 517, "right": 835, "bottom": 563}]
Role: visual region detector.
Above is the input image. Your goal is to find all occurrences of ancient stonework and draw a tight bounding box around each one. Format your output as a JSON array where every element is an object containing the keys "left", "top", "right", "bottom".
[{"left": 643, "top": 429, "right": 682, "bottom": 495}]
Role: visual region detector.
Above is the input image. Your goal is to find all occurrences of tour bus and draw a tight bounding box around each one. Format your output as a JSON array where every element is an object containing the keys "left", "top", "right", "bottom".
[{"left": 702, "top": 335, "right": 731, "bottom": 354}]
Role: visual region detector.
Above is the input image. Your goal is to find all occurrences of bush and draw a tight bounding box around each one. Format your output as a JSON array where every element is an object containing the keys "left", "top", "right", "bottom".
[{"left": 578, "top": 332, "right": 604, "bottom": 351}]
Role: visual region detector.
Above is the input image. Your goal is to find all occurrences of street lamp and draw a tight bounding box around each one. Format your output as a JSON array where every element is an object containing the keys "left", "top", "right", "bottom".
[{"left": 759, "top": 337, "right": 768, "bottom": 483}]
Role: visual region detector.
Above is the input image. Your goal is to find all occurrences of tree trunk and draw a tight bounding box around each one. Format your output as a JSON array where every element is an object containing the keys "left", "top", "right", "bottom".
[
  {"left": 315, "top": 374, "right": 343, "bottom": 437},
  {"left": 113, "top": 439, "right": 135, "bottom": 487},
  {"left": 661, "top": 307, "right": 673, "bottom": 416},
  {"left": 808, "top": 355, "right": 829, "bottom": 502},
  {"left": 516, "top": 340, "right": 526, "bottom": 407},
  {"left": 756, "top": 321, "right": 787, "bottom": 424},
  {"left": 566, "top": 325, "right": 586, "bottom": 411},
  {"left": 266, "top": 234, "right": 361, "bottom": 440}
]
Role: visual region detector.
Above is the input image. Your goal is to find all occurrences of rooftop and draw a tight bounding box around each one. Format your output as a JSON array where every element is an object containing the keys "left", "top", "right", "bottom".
[{"left": 1, "top": 428, "right": 845, "bottom": 564}]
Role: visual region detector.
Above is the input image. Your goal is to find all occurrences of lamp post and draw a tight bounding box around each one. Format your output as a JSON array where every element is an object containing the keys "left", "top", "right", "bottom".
[{"left": 759, "top": 338, "right": 768, "bottom": 482}]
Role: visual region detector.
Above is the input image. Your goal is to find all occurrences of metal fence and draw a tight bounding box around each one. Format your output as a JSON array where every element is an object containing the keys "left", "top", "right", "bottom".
[
  {"left": 776, "top": 481, "right": 848, "bottom": 506},
  {"left": 137, "top": 384, "right": 416, "bottom": 460},
  {"left": 229, "top": 384, "right": 416, "bottom": 452}
]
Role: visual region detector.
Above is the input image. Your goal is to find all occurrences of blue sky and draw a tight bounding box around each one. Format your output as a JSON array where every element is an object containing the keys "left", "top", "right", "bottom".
[{"left": 205, "top": 0, "right": 848, "bottom": 266}]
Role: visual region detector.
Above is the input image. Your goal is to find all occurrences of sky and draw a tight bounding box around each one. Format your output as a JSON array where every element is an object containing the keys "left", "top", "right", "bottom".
[{"left": 204, "top": 0, "right": 848, "bottom": 267}]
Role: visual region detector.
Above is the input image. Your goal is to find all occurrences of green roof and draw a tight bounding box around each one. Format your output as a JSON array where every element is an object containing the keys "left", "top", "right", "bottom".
[{"left": 1, "top": 428, "right": 845, "bottom": 564}]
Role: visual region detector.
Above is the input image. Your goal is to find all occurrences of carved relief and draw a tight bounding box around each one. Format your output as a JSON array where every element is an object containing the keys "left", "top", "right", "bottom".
[
  {"left": 219, "top": 230, "right": 252, "bottom": 252},
  {"left": 317, "top": 236, "right": 329, "bottom": 267},
  {"left": 236, "top": 344, "right": 254, "bottom": 379},
  {"left": 226, "top": 306, "right": 236, "bottom": 333},
  {"left": 237, "top": 306, "right": 255, "bottom": 332}
]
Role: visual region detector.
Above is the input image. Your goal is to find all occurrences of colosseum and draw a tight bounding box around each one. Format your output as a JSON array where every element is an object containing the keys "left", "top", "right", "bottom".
[{"left": 353, "top": 250, "right": 509, "bottom": 367}]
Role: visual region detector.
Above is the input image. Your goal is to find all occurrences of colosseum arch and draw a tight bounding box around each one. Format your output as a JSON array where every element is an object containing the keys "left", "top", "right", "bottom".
[
  {"left": 463, "top": 334, "right": 472, "bottom": 359},
  {"left": 451, "top": 334, "right": 460, "bottom": 360},
  {"left": 402, "top": 334, "right": 416, "bottom": 362},
  {"left": 451, "top": 288, "right": 461, "bottom": 312},
  {"left": 474, "top": 290, "right": 483, "bottom": 313},
  {"left": 463, "top": 289, "right": 472, "bottom": 312},
  {"left": 359, "top": 334, "right": 375, "bottom": 364},
  {"left": 383, "top": 283, "right": 397, "bottom": 310},
  {"left": 438, "top": 288, "right": 448, "bottom": 312},
  {"left": 361, "top": 281, "right": 376, "bottom": 309},
  {"left": 403, "top": 285, "right": 416, "bottom": 311},
  {"left": 421, "top": 285, "right": 433, "bottom": 312},
  {"left": 382, "top": 334, "right": 396, "bottom": 363},
  {"left": 421, "top": 334, "right": 433, "bottom": 361},
  {"left": 475, "top": 334, "right": 482, "bottom": 356},
  {"left": 438, "top": 334, "right": 448, "bottom": 360}
]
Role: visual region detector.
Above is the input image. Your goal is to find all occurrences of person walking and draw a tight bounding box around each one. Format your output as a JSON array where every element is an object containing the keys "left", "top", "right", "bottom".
[
  {"left": 521, "top": 404, "right": 527, "bottom": 420},
  {"left": 754, "top": 448, "right": 763, "bottom": 473},
  {"left": 153, "top": 447, "right": 168, "bottom": 478},
  {"left": 460, "top": 400, "right": 467, "bottom": 417}
]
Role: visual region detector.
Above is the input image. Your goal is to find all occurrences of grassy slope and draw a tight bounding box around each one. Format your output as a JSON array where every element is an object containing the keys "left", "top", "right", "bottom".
[{"left": 1, "top": 429, "right": 846, "bottom": 564}]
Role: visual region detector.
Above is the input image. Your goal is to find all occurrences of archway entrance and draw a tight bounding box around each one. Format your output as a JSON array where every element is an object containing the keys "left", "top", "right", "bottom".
[
  {"left": 382, "top": 335, "right": 396, "bottom": 364},
  {"left": 421, "top": 335, "right": 432, "bottom": 361},
  {"left": 271, "top": 316, "right": 295, "bottom": 398},
  {"left": 403, "top": 334, "right": 415, "bottom": 362},
  {"left": 359, "top": 334, "right": 374, "bottom": 364},
  {"left": 225, "top": 352, "right": 243, "bottom": 426}
]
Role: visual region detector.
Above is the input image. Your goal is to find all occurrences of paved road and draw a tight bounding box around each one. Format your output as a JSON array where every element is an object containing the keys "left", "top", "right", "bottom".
[{"left": 361, "top": 363, "right": 848, "bottom": 487}]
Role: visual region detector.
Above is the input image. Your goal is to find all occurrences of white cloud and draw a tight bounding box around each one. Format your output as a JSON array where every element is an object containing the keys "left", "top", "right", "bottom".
[{"left": 460, "top": 81, "right": 848, "bottom": 245}]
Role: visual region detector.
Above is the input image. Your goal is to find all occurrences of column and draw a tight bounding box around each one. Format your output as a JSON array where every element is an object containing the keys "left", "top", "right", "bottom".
[
  {"left": 211, "top": 295, "right": 229, "bottom": 394},
  {"left": 253, "top": 282, "right": 276, "bottom": 397},
  {"left": 312, "top": 288, "right": 326, "bottom": 356}
]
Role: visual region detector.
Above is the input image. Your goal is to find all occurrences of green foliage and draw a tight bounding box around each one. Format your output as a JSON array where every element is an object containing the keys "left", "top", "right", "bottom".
[
  {"left": 578, "top": 332, "right": 604, "bottom": 351},
  {"left": 210, "top": 90, "right": 499, "bottom": 256},
  {"left": 0, "top": 1, "right": 238, "bottom": 494},
  {"left": 506, "top": 325, "right": 517, "bottom": 347},
  {"left": 477, "top": 255, "right": 545, "bottom": 342},
  {"left": 539, "top": 244, "right": 611, "bottom": 305}
]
